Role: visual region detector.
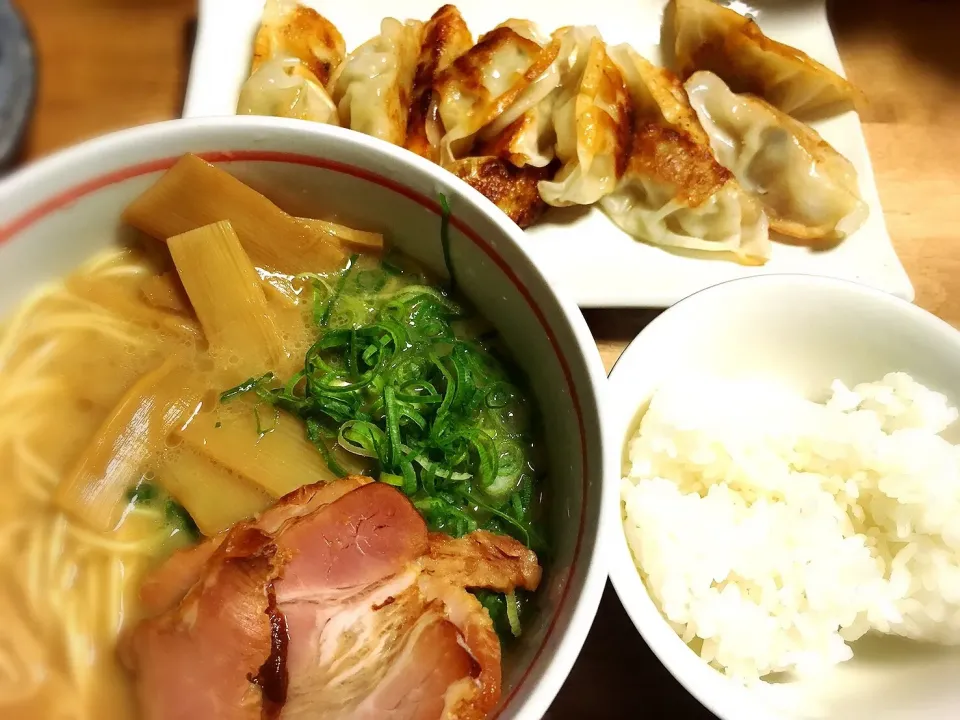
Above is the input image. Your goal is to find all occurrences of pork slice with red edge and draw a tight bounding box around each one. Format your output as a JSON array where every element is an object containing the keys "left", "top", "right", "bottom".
[
  {"left": 126, "top": 479, "right": 543, "bottom": 720},
  {"left": 275, "top": 486, "right": 541, "bottom": 720},
  {"left": 274, "top": 482, "right": 459, "bottom": 719},
  {"left": 123, "top": 526, "right": 283, "bottom": 720},
  {"left": 138, "top": 475, "right": 373, "bottom": 617}
]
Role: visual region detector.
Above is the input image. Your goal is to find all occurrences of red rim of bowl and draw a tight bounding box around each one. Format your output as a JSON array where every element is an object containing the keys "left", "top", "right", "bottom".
[{"left": 0, "top": 149, "right": 590, "bottom": 717}]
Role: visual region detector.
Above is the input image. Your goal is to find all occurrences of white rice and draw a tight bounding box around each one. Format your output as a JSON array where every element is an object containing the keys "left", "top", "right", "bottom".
[{"left": 621, "top": 372, "right": 960, "bottom": 681}]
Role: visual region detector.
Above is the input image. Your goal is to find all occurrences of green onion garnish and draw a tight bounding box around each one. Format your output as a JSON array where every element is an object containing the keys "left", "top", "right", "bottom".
[
  {"left": 223, "top": 252, "right": 545, "bottom": 552},
  {"left": 505, "top": 589, "right": 522, "bottom": 637}
]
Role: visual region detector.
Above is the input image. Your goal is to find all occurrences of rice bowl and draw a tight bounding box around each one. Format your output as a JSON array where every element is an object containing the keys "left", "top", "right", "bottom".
[
  {"left": 622, "top": 371, "right": 960, "bottom": 682},
  {"left": 606, "top": 274, "right": 960, "bottom": 720}
]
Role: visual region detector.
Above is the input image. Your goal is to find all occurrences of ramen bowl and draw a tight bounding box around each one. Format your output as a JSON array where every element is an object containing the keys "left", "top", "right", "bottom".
[{"left": 0, "top": 116, "right": 613, "bottom": 719}]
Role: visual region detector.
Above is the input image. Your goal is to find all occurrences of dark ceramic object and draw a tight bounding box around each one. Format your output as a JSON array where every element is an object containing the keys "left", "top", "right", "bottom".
[{"left": 0, "top": 0, "right": 34, "bottom": 169}]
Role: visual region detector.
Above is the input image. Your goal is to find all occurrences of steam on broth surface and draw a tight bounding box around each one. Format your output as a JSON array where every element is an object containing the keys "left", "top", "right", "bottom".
[{"left": 0, "top": 155, "right": 545, "bottom": 719}]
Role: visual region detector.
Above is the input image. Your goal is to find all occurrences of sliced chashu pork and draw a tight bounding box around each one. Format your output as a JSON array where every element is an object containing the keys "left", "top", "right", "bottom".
[
  {"left": 138, "top": 475, "right": 373, "bottom": 616},
  {"left": 126, "top": 526, "right": 283, "bottom": 720},
  {"left": 126, "top": 478, "right": 540, "bottom": 720}
]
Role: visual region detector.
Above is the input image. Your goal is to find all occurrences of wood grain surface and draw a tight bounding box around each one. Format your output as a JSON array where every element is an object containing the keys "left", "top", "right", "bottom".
[{"left": 14, "top": 0, "right": 960, "bottom": 717}]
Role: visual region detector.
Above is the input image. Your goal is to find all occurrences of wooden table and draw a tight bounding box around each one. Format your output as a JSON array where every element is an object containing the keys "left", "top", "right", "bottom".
[{"left": 16, "top": 0, "right": 960, "bottom": 716}]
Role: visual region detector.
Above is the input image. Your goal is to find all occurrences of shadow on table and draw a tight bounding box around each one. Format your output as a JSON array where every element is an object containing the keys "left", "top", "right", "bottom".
[
  {"left": 583, "top": 308, "right": 661, "bottom": 344},
  {"left": 544, "top": 583, "right": 716, "bottom": 719},
  {"left": 175, "top": 16, "right": 197, "bottom": 117},
  {"left": 829, "top": 0, "right": 960, "bottom": 80}
]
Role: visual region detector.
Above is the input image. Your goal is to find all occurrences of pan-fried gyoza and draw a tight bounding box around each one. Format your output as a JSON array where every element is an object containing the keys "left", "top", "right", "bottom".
[{"left": 238, "top": 1, "right": 869, "bottom": 265}]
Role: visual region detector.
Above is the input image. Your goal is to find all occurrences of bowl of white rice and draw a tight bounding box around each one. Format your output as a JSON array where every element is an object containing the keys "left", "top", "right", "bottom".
[{"left": 606, "top": 274, "right": 960, "bottom": 720}]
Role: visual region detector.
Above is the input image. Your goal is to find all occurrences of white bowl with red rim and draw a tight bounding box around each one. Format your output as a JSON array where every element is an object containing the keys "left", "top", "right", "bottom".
[{"left": 0, "top": 116, "right": 614, "bottom": 719}]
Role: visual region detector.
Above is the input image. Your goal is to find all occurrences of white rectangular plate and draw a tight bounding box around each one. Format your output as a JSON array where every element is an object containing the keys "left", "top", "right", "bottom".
[{"left": 185, "top": 0, "right": 914, "bottom": 308}]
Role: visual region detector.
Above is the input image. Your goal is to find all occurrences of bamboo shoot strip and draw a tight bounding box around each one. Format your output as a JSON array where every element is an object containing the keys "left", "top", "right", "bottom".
[
  {"left": 167, "top": 220, "right": 285, "bottom": 378},
  {"left": 176, "top": 396, "right": 340, "bottom": 498},
  {"left": 68, "top": 272, "right": 201, "bottom": 340},
  {"left": 55, "top": 359, "right": 203, "bottom": 532},
  {"left": 296, "top": 218, "right": 385, "bottom": 255},
  {"left": 122, "top": 153, "right": 347, "bottom": 274},
  {"left": 140, "top": 271, "right": 192, "bottom": 315},
  {"left": 156, "top": 448, "right": 272, "bottom": 536}
]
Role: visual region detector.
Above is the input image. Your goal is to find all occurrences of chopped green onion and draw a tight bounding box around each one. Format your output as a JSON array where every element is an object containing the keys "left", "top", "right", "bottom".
[
  {"left": 306, "top": 418, "right": 348, "bottom": 477},
  {"left": 400, "top": 460, "right": 418, "bottom": 496},
  {"left": 126, "top": 481, "right": 158, "bottom": 506},
  {"left": 253, "top": 404, "right": 279, "bottom": 438},
  {"left": 383, "top": 385, "right": 401, "bottom": 468},
  {"left": 337, "top": 420, "right": 385, "bottom": 459},
  {"left": 505, "top": 590, "right": 522, "bottom": 637},
  {"left": 320, "top": 253, "right": 359, "bottom": 326},
  {"left": 357, "top": 269, "right": 388, "bottom": 293},
  {"left": 220, "top": 372, "right": 275, "bottom": 403},
  {"left": 381, "top": 472, "right": 404, "bottom": 487},
  {"left": 474, "top": 590, "right": 518, "bottom": 644},
  {"left": 164, "top": 499, "right": 200, "bottom": 542},
  {"left": 220, "top": 250, "right": 545, "bottom": 551}
]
